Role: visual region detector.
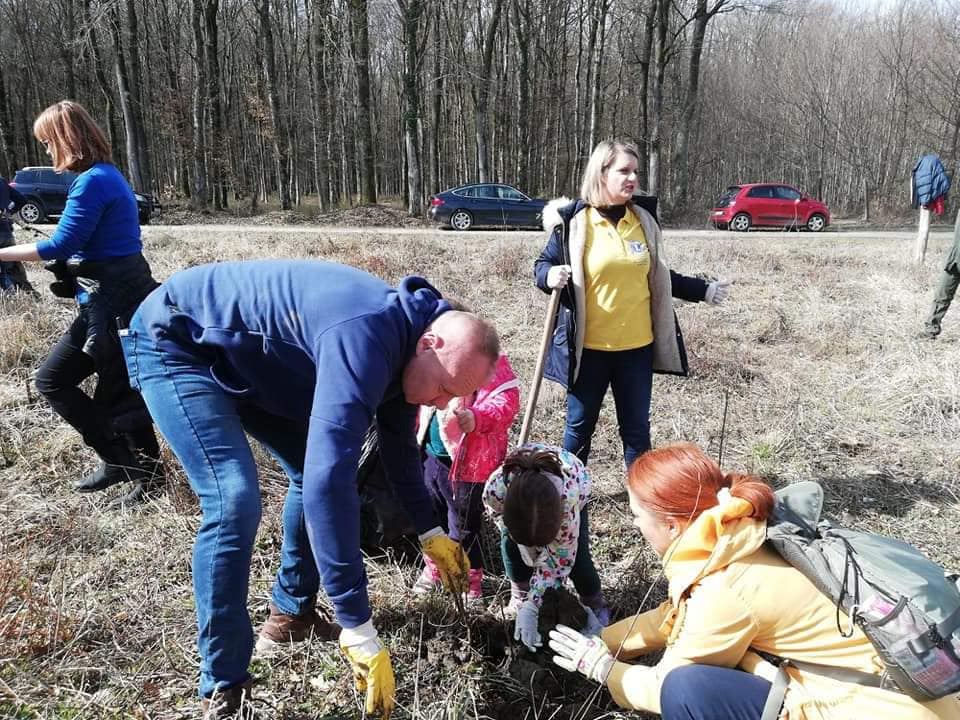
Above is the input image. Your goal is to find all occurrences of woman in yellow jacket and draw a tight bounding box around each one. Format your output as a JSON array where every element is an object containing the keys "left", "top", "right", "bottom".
[{"left": 547, "top": 443, "right": 959, "bottom": 719}]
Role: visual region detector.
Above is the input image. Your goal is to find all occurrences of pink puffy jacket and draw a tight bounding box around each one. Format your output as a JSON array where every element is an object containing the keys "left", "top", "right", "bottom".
[{"left": 418, "top": 354, "right": 521, "bottom": 485}]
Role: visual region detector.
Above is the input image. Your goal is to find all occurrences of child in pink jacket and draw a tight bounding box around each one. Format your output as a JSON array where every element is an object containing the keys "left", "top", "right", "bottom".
[{"left": 413, "top": 354, "right": 521, "bottom": 599}]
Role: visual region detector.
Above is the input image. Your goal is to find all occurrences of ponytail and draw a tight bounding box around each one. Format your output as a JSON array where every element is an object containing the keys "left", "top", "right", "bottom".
[
  {"left": 725, "top": 473, "right": 775, "bottom": 522},
  {"left": 628, "top": 444, "right": 775, "bottom": 523},
  {"left": 502, "top": 446, "right": 564, "bottom": 547}
]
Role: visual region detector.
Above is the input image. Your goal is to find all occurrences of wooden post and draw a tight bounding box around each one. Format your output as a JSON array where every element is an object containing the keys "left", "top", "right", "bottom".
[{"left": 914, "top": 206, "right": 931, "bottom": 264}]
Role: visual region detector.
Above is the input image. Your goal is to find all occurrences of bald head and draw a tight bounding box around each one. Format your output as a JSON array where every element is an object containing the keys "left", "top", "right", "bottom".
[{"left": 402, "top": 310, "right": 501, "bottom": 408}]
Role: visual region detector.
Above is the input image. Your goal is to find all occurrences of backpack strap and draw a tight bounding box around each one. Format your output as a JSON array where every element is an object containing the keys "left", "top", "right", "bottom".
[
  {"left": 907, "top": 604, "right": 960, "bottom": 656},
  {"left": 760, "top": 661, "right": 791, "bottom": 720}
]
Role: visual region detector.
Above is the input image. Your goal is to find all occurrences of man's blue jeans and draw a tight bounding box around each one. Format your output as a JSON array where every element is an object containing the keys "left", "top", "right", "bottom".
[
  {"left": 660, "top": 665, "right": 772, "bottom": 720},
  {"left": 564, "top": 345, "right": 653, "bottom": 468},
  {"left": 120, "top": 314, "right": 319, "bottom": 698}
]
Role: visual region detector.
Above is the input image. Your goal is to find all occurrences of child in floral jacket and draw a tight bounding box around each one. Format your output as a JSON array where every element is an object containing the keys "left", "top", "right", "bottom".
[
  {"left": 484, "top": 443, "right": 609, "bottom": 650},
  {"left": 413, "top": 353, "right": 521, "bottom": 599}
]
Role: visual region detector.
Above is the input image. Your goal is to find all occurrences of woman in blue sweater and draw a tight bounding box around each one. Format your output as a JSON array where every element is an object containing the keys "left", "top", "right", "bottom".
[{"left": 0, "top": 101, "right": 160, "bottom": 506}]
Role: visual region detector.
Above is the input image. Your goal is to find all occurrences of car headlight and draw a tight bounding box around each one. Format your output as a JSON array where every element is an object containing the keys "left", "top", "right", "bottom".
[{"left": 712, "top": 210, "right": 723, "bottom": 216}]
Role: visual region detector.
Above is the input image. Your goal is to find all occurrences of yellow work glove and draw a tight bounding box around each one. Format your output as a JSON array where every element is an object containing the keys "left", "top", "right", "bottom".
[
  {"left": 419, "top": 527, "right": 470, "bottom": 595},
  {"left": 339, "top": 620, "right": 395, "bottom": 718}
]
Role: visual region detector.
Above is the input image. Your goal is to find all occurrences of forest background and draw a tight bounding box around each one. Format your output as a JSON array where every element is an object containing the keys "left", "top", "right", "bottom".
[{"left": 1, "top": 0, "right": 959, "bottom": 223}]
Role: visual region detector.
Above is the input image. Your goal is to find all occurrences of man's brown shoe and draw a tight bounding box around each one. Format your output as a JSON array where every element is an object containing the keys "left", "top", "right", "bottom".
[
  {"left": 254, "top": 603, "right": 341, "bottom": 656},
  {"left": 201, "top": 679, "right": 254, "bottom": 719}
]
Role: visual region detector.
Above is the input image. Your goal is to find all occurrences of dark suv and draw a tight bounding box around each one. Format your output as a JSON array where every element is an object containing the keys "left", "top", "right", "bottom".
[{"left": 10, "top": 166, "right": 160, "bottom": 224}]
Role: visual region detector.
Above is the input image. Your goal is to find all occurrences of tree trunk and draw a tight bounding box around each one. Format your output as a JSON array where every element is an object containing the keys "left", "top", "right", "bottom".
[
  {"left": 588, "top": 0, "right": 608, "bottom": 154},
  {"left": 636, "top": 0, "right": 655, "bottom": 189},
  {"left": 84, "top": 0, "right": 119, "bottom": 160},
  {"left": 348, "top": 0, "right": 377, "bottom": 203},
  {"left": 110, "top": 3, "right": 149, "bottom": 192},
  {"left": 671, "top": 0, "right": 714, "bottom": 213},
  {"left": 204, "top": 0, "right": 226, "bottom": 208},
  {"left": 190, "top": 0, "right": 209, "bottom": 208},
  {"left": 472, "top": 0, "right": 504, "bottom": 184},
  {"left": 0, "top": 67, "right": 15, "bottom": 171},
  {"left": 257, "top": 0, "right": 291, "bottom": 209},
  {"left": 398, "top": 0, "right": 423, "bottom": 216},
  {"left": 125, "top": 0, "right": 152, "bottom": 192},
  {"left": 511, "top": 0, "right": 531, "bottom": 190},
  {"left": 429, "top": 0, "right": 443, "bottom": 195},
  {"left": 308, "top": 0, "right": 332, "bottom": 210},
  {"left": 60, "top": 0, "right": 77, "bottom": 100},
  {"left": 647, "top": 0, "right": 668, "bottom": 197}
]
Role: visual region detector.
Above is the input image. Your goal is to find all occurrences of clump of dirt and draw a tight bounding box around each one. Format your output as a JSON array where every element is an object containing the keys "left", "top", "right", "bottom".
[{"left": 538, "top": 586, "right": 588, "bottom": 637}]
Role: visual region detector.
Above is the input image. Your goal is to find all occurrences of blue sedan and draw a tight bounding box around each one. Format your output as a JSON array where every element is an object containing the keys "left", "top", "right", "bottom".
[{"left": 428, "top": 183, "right": 546, "bottom": 230}]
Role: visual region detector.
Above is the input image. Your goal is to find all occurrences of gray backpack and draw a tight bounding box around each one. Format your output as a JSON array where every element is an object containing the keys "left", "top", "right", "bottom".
[{"left": 763, "top": 481, "right": 960, "bottom": 705}]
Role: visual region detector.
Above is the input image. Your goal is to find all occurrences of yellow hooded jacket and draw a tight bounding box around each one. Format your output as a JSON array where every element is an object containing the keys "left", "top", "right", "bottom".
[{"left": 600, "top": 496, "right": 960, "bottom": 719}]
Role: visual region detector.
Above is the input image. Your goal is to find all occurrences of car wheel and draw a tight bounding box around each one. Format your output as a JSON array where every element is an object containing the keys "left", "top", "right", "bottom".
[
  {"left": 729, "top": 213, "right": 751, "bottom": 232},
  {"left": 806, "top": 213, "right": 826, "bottom": 232},
  {"left": 19, "top": 200, "right": 45, "bottom": 224},
  {"left": 450, "top": 210, "right": 473, "bottom": 231}
]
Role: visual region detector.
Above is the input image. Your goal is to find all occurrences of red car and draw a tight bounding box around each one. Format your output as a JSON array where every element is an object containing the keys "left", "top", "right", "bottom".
[{"left": 710, "top": 183, "right": 830, "bottom": 232}]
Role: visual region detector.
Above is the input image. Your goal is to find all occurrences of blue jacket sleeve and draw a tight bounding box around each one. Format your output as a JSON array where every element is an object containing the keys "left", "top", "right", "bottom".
[
  {"left": 302, "top": 317, "right": 400, "bottom": 629},
  {"left": 36, "top": 173, "right": 107, "bottom": 260},
  {"left": 376, "top": 395, "right": 437, "bottom": 534},
  {"left": 534, "top": 225, "right": 564, "bottom": 293},
  {"left": 535, "top": 225, "right": 575, "bottom": 310},
  {"left": 669, "top": 269, "right": 709, "bottom": 303}
]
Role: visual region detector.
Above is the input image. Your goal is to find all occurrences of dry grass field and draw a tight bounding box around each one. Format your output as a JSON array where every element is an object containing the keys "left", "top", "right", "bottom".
[{"left": 1, "top": 224, "right": 958, "bottom": 719}]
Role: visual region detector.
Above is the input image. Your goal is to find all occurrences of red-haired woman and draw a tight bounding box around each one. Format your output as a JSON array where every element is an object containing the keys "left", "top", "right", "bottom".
[
  {"left": 546, "top": 443, "right": 957, "bottom": 719},
  {"left": 0, "top": 101, "right": 160, "bottom": 505}
]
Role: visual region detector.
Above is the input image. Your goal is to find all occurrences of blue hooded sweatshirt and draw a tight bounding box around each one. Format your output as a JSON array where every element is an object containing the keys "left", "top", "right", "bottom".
[{"left": 134, "top": 259, "right": 447, "bottom": 626}]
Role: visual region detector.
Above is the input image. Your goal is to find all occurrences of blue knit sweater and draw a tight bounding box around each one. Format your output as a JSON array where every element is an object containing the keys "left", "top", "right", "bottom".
[
  {"left": 134, "top": 260, "right": 448, "bottom": 627},
  {"left": 36, "top": 163, "right": 141, "bottom": 261}
]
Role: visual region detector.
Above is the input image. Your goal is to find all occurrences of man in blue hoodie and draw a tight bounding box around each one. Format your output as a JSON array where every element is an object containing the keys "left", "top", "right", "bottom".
[{"left": 122, "top": 259, "right": 499, "bottom": 719}]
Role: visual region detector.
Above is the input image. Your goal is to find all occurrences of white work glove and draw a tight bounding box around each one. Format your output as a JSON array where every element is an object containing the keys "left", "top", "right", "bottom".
[
  {"left": 549, "top": 623, "right": 615, "bottom": 684},
  {"left": 515, "top": 600, "right": 542, "bottom": 650},
  {"left": 704, "top": 279, "right": 731, "bottom": 305},
  {"left": 546, "top": 264, "right": 571, "bottom": 289}
]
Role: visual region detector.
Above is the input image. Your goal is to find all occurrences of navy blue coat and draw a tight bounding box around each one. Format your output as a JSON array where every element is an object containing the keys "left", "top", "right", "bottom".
[
  {"left": 912, "top": 155, "right": 951, "bottom": 209},
  {"left": 533, "top": 198, "right": 707, "bottom": 389}
]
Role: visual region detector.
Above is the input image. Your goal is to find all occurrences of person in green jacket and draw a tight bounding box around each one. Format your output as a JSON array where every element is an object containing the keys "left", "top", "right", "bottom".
[{"left": 923, "top": 208, "right": 960, "bottom": 339}]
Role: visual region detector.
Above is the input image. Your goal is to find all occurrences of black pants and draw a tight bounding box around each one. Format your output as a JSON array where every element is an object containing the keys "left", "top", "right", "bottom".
[{"left": 34, "top": 308, "right": 157, "bottom": 460}]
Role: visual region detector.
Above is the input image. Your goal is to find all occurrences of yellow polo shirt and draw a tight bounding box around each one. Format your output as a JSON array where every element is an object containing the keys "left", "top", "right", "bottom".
[{"left": 582, "top": 207, "right": 654, "bottom": 350}]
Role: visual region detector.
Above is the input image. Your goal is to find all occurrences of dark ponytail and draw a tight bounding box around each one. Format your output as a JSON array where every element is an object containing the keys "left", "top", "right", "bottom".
[{"left": 502, "top": 447, "right": 564, "bottom": 547}]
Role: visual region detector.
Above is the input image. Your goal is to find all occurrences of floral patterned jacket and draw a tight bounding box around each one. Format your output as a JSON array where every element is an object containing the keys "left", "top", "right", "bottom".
[{"left": 483, "top": 442, "right": 591, "bottom": 607}]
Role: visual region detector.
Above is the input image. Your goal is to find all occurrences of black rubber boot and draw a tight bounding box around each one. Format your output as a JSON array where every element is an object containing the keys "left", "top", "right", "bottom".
[
  {"left": 109, "top": 428, "right": 164, "bottom": 509},
  {"left": 73, "top": 437, "right": 149, "bottom": 492}
]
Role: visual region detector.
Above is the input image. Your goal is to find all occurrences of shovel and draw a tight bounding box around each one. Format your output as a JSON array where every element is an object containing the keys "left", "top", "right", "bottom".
[{"left": 517, "top": 288, "right": 561, "bottom": 446}]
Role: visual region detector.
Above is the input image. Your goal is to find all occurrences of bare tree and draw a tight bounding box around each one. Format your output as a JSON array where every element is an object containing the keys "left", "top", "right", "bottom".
[
  {"left": 257, "top": 0, "right": 291, "bottom": 209},
  {"left": 348, "top": 0, "right": 377, "bottom": 203},
  {"left": 398, "top": 0, "right": 424, "bottom": 215}
]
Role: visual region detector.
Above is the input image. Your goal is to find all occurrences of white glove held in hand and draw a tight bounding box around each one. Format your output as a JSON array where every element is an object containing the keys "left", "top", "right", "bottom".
[
  {"left": 549, "top": 623, "right": 615, "bottom": 684},
  {"left": 514, "top": 600, "right": 542, "bottom": 650},
  {"left": 546, "top": 264, "right": 572, "bottom": 289},
  {"left": 705, "top": 279, "right": 731, "bottom": 305}
]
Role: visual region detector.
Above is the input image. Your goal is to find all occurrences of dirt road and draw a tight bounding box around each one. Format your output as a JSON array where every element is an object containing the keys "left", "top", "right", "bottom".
[{"left": 143, "top": 224, "right": 954, "bottom": 243}]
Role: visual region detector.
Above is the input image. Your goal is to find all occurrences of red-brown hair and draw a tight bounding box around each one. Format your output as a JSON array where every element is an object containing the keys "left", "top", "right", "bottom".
[
  {"left": 33, "top": 100, "right": 112, "bottom": 173},
  {"left": 627, "top": 443, "right": 774, "bottom": 523}
]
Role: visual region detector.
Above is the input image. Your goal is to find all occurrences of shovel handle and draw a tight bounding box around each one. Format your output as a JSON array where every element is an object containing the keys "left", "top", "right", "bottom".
[{"left": 518, "top": 288, "right": 562, "bottom": 447}]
